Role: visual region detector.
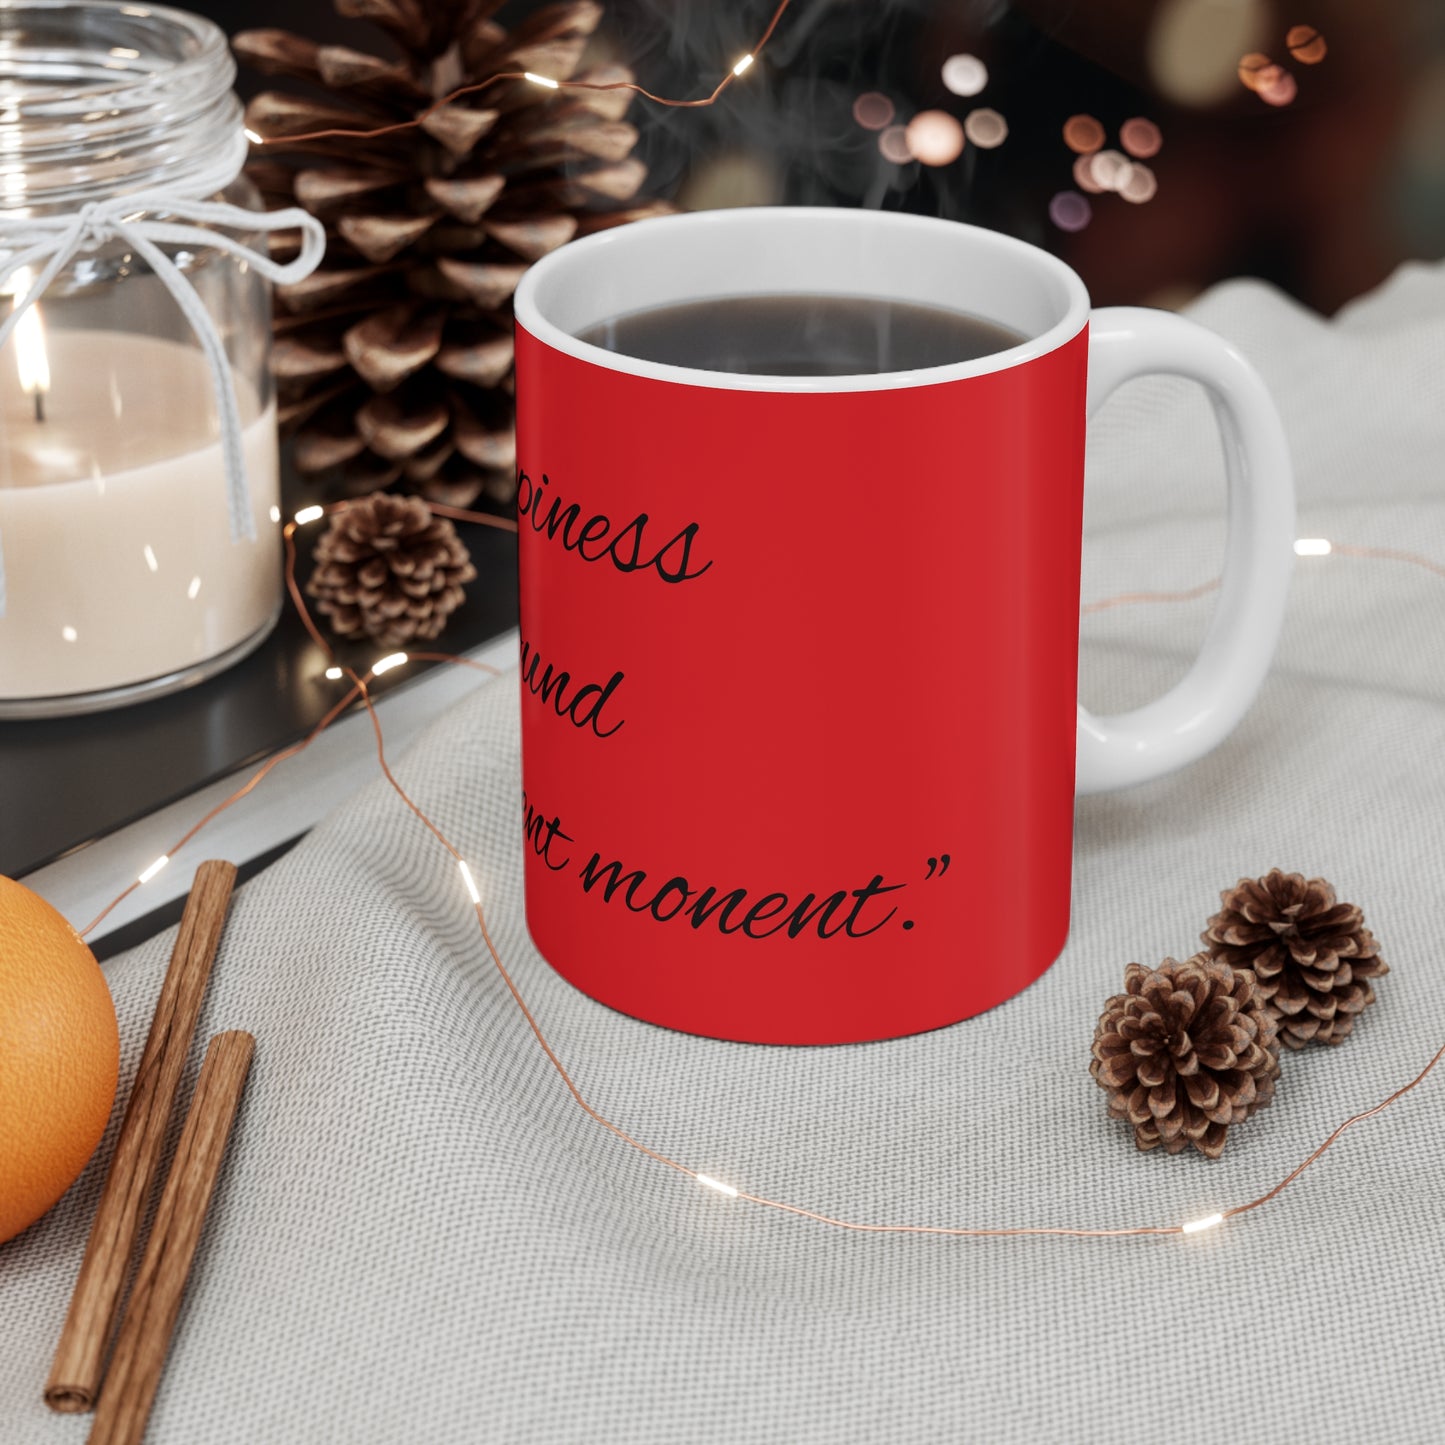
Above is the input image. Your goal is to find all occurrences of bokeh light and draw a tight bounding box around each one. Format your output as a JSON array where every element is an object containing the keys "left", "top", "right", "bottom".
[
  {"left": 1119, "top": 164, "right": 1159, "bottom": 204},
  {"left": 905, "top": 109, "right": 965, "bottom": 166},
  {"left": 1258, "top": 67, "right": 1298, "bottom": 106},
  {"left": 1149, "top": 0, "right": 1269, "bottom": 107},
  {"left": 1073, "top": 153, "right": 1104, "bottom": 194},
  {"left": 1063, "top": 114, "right": 1106, "bottom": 154},
  {"left": 852, "top": 92, "right": 895, "bottom": 131},
  {"left": 1287, "top": 24, "right": 1327, "bottom": 64},
  {"left": 941, "top": 53, "right": 988, "bottom": 97},
  {"left": 1119, "top": 118, "right": 1163, "bottom": 159},
  {"left": 1049, "top": 191, "right": 1092, "bottom": 232},
  {"left": 878, "top": 125, "right": 913, "bottom": 163},
  {"left": 1237, "top": 52, "right": 1273, "bottom": 91},
  {"left": 963, "top": 107, "right": 1008, "bottom": 149},
  {"left": 1250, "top": 62, "right": 1285, "bottom": 95},
  {"left": 1088, "top": 148, "right": 1132, "bottom": 192}
]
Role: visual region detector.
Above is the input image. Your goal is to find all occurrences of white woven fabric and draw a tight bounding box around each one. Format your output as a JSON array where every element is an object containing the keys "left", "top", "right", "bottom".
[{"left": 3, "top": 263, "right": 1444, "bottom": 1444}]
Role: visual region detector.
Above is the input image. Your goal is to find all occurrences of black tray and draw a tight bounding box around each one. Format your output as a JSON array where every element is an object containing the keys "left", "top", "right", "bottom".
[{"left": 0, "top": 520, "right": 518, "bottom": 881}]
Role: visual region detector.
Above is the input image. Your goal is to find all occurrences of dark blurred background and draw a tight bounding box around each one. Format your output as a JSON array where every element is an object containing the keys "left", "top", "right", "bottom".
[{"left": 208, "top": 0, "right": 1445, "bottom": 315}]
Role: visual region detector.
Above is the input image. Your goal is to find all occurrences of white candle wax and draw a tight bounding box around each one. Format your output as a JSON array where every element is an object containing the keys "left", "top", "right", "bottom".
[{"left": 0, "top": 329, "right": 281, "bottom": 702}]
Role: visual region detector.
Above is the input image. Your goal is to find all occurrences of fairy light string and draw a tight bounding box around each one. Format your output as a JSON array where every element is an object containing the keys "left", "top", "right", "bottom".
[
  {"left": 247, "top": 0, "right": 795, "bottom": 148},
  {"left": 71, "top": 495, "right": 1445, "bottom": 1243},
  {"left": 73, "top": 5, "right": 1424, "bottom": 1242}
]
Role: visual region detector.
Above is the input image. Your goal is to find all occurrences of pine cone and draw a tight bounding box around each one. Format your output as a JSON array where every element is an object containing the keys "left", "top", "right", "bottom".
[
  {"left": 1091, "top": 955, "right": 1281, "bottom": 1159},
  {"left": 235, "top": 1, "right": 669, "bottom": 510},
  {"left": 1202, "top": 869, "right": 1388, "bottom": 1049},
  {"left": 307, "top": 492, "right": 476, "bottom": 646}
]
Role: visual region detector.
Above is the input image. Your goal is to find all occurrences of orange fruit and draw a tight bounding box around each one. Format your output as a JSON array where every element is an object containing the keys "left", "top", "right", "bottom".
[{"left": 0, "top": 876, "right": 119, "bottom": 1245}]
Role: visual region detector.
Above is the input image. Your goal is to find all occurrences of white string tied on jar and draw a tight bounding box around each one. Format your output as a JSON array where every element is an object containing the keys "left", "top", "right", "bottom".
[{"left": 0, "top": 141, "right": 326, "bottom": 617}]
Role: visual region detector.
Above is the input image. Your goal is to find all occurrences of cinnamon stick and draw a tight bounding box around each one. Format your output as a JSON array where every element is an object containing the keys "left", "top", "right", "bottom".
[
  {"left": 87, "top": 1032, "right": 255, "bottom": 1445},
  {"left": 46, "top": 860, "right": 238, "bottom": 1413}
]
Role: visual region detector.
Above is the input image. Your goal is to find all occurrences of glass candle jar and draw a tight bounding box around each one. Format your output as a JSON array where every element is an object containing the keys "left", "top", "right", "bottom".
[{"left": 0, "top": 1, "right": 288, "bottom": 716}]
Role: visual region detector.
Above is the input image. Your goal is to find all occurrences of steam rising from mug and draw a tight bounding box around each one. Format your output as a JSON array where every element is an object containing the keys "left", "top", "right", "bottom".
[{"left": 610, "top": 0, "right": 999, "bottom": 212}]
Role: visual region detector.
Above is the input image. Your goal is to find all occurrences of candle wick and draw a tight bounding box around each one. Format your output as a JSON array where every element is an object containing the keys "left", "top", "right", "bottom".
[{"left": 33, "top": 390, "right": 45, "bottom": 423}]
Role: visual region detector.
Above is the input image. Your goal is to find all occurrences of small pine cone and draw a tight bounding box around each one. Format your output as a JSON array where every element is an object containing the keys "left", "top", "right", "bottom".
[
  {"left": 1091, "top": 955, "right": 1281, "bottom": 1159},
  {"left": 1202, "top": 870, "right": 1388, "bottom": 1049},
  {"left": 307, "top": 492, "right": 476, "bottom": 647}
]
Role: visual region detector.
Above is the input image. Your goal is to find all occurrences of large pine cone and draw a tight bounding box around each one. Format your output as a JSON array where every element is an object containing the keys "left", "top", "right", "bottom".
[
  {"left": 1201, "top": 869, "right": 1388, "bottom": 1049},
  {"left": 235, "top": 0, "right": 669, "bottom": 509},
  {"left": 307, "top": 492, "right": 476, "bottom": 646},
  {"left": 1091, "top": 956, "right": 1281, "bottom": 1159}
]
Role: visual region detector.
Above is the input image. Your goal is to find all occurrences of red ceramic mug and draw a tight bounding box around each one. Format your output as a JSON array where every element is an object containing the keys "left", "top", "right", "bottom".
[{"left": 512, "top": 208, "right": 1294, "bottom": 1045}]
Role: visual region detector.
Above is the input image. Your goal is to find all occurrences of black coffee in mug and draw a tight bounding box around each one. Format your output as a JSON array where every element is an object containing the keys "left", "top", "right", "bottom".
[{"left": 575, "top": 293, "right": 1025, "bottom": 376}]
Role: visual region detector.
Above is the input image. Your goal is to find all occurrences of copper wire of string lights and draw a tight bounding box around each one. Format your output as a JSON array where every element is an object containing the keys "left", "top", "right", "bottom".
[
  {"left": 80, "top": 498, "right": 1445, "bottom": 1241},
  {"left": 244, "top": 0, "right": 796, "bottom": 149},
  {"left": 1080, "top": 577, "right": 1221, "bottom": 616}
]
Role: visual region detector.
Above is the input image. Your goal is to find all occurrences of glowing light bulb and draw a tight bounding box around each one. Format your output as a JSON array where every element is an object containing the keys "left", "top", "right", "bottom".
[
  {"left": 1294, "top": 538, "right": 1332, "bottom": 556},
  {"left": 324, "top": 665, "right": 343, "bottom": 680},
  {"left": 905, "top": 110, "right": 965, "bottom": 166},
  {"left": 524, "top": 71, "right": 559, "bottom": 89},
  {"left": 878, "top": 125, "right": 912, "bottom": 164},
  {"left": 1049, "top": 191, "right": 1093, "bottom": 233},
  {"left": 371, "top": 651, "right": 408, "bottom": 676},
  {"left": 1063, "top": 114, "right": 1106, "bottom": 155},
  {"left": 696, "top": 1174, "right": 739, "bottom": 1198},
  {"left": 1119, "top": 117, "right": 1163, "bottom": 159},
  {"left": 1119, "top": 164, "right": 1158, "bottom": 205},
  {"left": 851, "top": 92, "right": 894, "bottom": 130},
  {"left": 1088, "top": 149, "right": 1132, "bottom": 192},
  {"left": 138, "top": 854, "right": 170, "bottom": 885},
  {"left": 294, "top": 505, "right": 325, "bottom": 525},
  {"left": 963, "top": 107, "right": 1008, "bottom": 150},
  {"left": 459, "top": 860, "right": 482, "bottom": 904},
  {"left": 941, "top": 53, "right": 988, "bottom": 97},
  {"left": 243, "top": 127, "right": 264, "bottom": 145},
  {"left": 1257, "top": 67, "right": 1298, "bottom": 107},
  {"left": 732, "top": 53, "right": 754, "bottom": 76},
  {"left": 1287, "top": 24, "right": 1327, "bottom": 64},
  {"left": 1149, "top": 0, "right": 1269, "bottom": 107},
  {"left": 1238, "top": 52, "right": 1273, "bottom": 91},
  {"left": 1181, "top": 1212, "right": 1224, "bottom": 1234}
]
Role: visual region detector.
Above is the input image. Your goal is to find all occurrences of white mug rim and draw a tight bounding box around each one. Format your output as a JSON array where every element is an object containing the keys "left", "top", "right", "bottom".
[{"left": 514, "top": 206, "right": 1091, "bottom": 394}]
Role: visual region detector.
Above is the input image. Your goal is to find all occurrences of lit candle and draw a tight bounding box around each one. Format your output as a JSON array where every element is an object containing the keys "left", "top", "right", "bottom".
[
  {"left": 0, "top": 1, "right": 320, "bottom": 717},
  {"left": 0, "top": 329, "right": 280, "bottom": 706}
]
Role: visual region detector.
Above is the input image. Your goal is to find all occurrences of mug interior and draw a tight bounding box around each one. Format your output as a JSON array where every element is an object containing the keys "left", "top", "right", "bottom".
[{"left": 515, "top": 207, "right": 1091, "bottom": 391}]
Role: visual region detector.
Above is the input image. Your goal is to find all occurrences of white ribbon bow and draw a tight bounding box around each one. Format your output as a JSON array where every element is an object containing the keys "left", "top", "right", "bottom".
[{"left": 0, "top": 194, "right": 326, "bottom": 617}]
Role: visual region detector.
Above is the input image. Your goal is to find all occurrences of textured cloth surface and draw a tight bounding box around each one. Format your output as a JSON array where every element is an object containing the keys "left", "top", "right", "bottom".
[{"left": 4, "top": 265, "right": 1445, "bottom": 1445}]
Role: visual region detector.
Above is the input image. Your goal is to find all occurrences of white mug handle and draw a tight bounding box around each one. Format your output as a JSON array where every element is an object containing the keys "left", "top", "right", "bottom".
[{"left": 1076, "top": 307, "right": 1296, "bottom": 794}]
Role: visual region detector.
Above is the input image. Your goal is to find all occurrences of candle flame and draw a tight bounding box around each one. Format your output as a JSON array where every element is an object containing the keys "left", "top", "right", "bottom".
[{"left": 7, "top": 267, "right": 51, "bottom": 408}]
